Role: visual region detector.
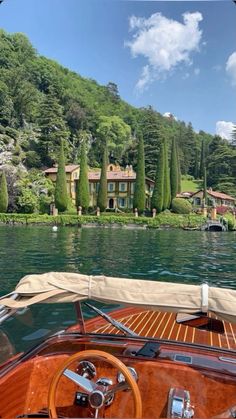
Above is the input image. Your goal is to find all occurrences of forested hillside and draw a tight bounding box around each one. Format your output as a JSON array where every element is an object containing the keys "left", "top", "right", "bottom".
[{"left": 0, "top": 29, "right": 236, "bottom": 212}]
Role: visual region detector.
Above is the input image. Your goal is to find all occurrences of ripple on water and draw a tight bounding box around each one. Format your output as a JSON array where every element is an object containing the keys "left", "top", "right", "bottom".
[{"left": 0, "top": 226, "right": 236, "bottom": 291}]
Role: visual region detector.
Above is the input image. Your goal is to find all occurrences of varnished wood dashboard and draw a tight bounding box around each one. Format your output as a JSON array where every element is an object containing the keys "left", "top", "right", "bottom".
[{"left": 0, "top": 335, "right": 235, "bottom": 418}]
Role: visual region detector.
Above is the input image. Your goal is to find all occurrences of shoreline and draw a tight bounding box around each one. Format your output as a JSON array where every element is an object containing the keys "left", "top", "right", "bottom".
[{"left": 0, "top": 213, "right": 230, "bottom": 230}]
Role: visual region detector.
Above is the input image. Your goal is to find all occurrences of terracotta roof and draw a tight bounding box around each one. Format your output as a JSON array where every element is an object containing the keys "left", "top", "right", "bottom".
[
  {"left": 44, "top": 165, "right": 79, "bottom": 174},
  {"left": 208, "top": 190, "right": 235, "bottom": 201},
  {"left": 45, "top": 165, "right": 154, "bottom": 184},
  {"left": 191, "top": 189, "right": 235, "bottom": 201},
  {"left": 88, "top": 170, "right": 136, "bottom": 181}
]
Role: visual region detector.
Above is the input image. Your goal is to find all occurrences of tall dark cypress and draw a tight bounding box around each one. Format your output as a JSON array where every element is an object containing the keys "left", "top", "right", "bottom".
[
  {"left": 76, "top": 141, "right": 90, "bottom": 211},
  {"left": 97, "top": 142, "right": 108, "bottom": 212},
  {"left": 203, "top": 167, "right": 208, "bottom": 203},
  {"left": 133, "top": 134, "right": 146, "bottom": 214},
  {"left": 170, "top": 137, "right": 179, "bottom": 201},
  {"left": 55, "top": 140, "right": 68, "bottom": 212},
  {"left": 0, "top": 172, "right": 8, "bottom": 213},
  {"left": 176, "top": 143, "right": 181, "bottom": 193},
  {"left": 199, "top": 139, "right": 205, "bottom": 179},
  {"left": 151, "top": 141, "right": 164, "bottom": 213},
  {"left": 163, "top": 138, "right": 171, "bottom": 209},
  {"left": 193, "top": 148, "right": 200, "bottom": 179}
]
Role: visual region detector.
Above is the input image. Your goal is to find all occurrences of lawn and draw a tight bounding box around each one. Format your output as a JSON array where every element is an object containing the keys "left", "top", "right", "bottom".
[{"left": 181, "top": 177, "right": 202, "bottom": 193}]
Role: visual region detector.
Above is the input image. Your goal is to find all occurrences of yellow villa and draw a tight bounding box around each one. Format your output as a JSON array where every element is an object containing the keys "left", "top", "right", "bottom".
[{"left": 44, "top": 163, "right": 154, "bottom": 210}]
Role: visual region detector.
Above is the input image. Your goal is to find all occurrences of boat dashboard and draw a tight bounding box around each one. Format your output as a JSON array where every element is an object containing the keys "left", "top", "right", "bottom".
[{"left": 0, "top": 332, "right": 236, "bottom": 418}]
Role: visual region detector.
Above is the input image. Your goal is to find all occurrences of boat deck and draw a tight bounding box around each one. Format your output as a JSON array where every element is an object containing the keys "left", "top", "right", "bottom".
[{"left": 85, "top": 308, "right": 236, "bottom": 351}]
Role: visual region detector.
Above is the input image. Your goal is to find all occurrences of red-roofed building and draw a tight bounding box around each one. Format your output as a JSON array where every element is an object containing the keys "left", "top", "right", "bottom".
[
  {"left": 44, "top": 163, "right": 154, "bottom": 209},
  {"left": 191, "top": 189, "right": 235, "bottom": 209}
]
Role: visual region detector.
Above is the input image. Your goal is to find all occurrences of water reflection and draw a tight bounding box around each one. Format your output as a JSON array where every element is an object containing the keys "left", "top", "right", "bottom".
[{"left": 0, "top": 226, "right": 236, "bottom": 294}]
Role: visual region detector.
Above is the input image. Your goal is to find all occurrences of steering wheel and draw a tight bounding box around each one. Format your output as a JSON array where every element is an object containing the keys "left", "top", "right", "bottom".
[{"left": 48, "top": 349, "right": 142, "bottom": 418}]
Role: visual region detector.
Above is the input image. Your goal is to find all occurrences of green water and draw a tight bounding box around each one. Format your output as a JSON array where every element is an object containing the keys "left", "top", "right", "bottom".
[
  {"left": 1, "top": 226, "right": 236, "bottom": 354},
  {"left": 1, "top": 225, "right": 236, "bottom": 292}
]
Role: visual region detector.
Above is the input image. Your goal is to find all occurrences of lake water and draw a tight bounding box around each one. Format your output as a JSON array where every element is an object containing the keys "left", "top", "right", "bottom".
[
  {"left": 1, "top": 225, "right": 236, "bottom": 353},
  {"left": 1, "top": 225, "right": 236, "bottom": 293}
]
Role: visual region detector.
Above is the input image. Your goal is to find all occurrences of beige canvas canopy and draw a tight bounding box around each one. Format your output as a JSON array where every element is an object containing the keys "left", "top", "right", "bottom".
[{"left": 0, "top": 272, "right": 235, "bottom": 323}]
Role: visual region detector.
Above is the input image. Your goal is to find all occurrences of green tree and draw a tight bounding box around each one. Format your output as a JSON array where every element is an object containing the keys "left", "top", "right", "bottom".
[
  {"left": 17, "top": 189, "right": 38, "bottom": 213},
  {"left": 232, "top": 125, "right": 236, "bottom": 145},
  {"left": 38, "top": 90, "right": 69, "bottom": 165},
  {"left": 151, "top": 141, "right": 164, "bottom": 213},
  {"left": 0, "top": 172, "right": 8, "bottom": 213},
  {"left": 203, "top": 167, "right": 207, "bottom": 202},
  {"left": 55, "top": 141, "right": 68, "bottom": 212},
  {"left": 76, "top": 139, "right": 90, "bottom": 211},
  {"left": 163, "top": 138, "right": 171, "bottom": 209},
  {"left": 193, "top": 147, "right": 200, "bottom": 179},
  {"left": 133, "top": 134, "right": 146, "bottom": 214},
  {"left": 0, "top": 81, "right": 13, "bottom": 126},
  {"left": 141, "top": 107, "right": 163, "bottom": 180},
  {"left": 106, "top": 82, "right": 120, "bottom": 101},
  {"left": 170, "top": 137, "right": 179, "bottom": 201},
  {"left": 199, "top": 139, "right": 205, "bottom": 179},
  {"left": 97, "top": 142, "right": 108, "bottom": 212},
  {"left": 96, "top": 115, "right": 131, "bottom": 162},
  {"left": 177, "top": 143, "right": 181, "bottom": 193}
]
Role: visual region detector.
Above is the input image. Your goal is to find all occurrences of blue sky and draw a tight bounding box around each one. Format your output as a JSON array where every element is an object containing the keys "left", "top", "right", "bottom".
[{"left": 0, "top": 0, "right": 235, "bottom": 137}]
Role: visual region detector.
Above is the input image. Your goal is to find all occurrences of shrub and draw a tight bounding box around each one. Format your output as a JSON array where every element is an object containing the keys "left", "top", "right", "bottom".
[
  {"left": 0, "top": 125, "right": 5, "bottom": 134},
  {"left": 11, "top": 156, "right": 21, "bottom": 166},
  {"left": 13, "top": 144, "right": 21, "bottom": 156},
  {"left": 0, "top": 172, "right": 8, "bottom": 212},
  {"left": 17, "top": 189, "right": 39, "bottom": 213},
  {"left": 216, "top": 206, "right": 229, "bottom": 215},
  {"left": 171, "top": 198, "right": 192, "bottom": 214},
  {"left": 5, "top": 127, "right": 18, "bottom": 140},
  {"left": 25, "top": 150, "right": 41, "bottom": 168},
  {"left": 39, "top": 195, "right": 52, "bottom": 214},
  {"left": 2, "top": 135, "right": 10, "bottom": 144}
]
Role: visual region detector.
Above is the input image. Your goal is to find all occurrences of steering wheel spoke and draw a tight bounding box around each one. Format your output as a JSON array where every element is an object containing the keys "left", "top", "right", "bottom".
[{"left": 63, "top": 368, "right": 96, "bottom": 393}]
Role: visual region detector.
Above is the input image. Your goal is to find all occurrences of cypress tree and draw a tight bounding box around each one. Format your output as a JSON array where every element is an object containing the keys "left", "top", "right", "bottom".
[
  {"left": 193, "top": 148, "right": 200, "bottom": 179},
  {"left": 176, "top": 144, "right": 181, "bottom": 193},
  {"left": 151, "top": 141, "right": 164, "bottom": 213},
  {"left": 76, "top": 141, "right": 90, "bottom": 212},
  {"left": 0, "top": 172, "right": 8, "bottom": 213},
  {"left": 55, "top": 140, "right": 68, "bottom": 212},
  {"left": 97, "top": 142, "right": 108, "bottom": 212},
  {"left": 170, "top": 137, "right": 179, "bottom": 201},
  {"left": 199, "top": 139, "right": 205, "bottom": 179},
  {"left": 203, "top": 167, "right": 208, "bottom": 203},
  {"left": 163, "top": 139, "right": 171, "bottom": 209},
  {"left": 133, "top": 134, "right": 146, "bottom": 214}
]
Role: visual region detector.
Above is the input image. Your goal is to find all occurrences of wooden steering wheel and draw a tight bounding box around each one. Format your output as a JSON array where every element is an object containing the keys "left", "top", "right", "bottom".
[{"left": 48, "top": 349, "right": 142, "bottom": 418}]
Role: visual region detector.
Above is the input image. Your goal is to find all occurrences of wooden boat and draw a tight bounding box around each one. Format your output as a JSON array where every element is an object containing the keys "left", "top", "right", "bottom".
[{"left": 0, "top": 272, "right": 236, "bottom": 418}]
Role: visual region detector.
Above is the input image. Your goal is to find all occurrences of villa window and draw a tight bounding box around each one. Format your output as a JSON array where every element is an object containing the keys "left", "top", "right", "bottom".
[
  {"left": 108, "top": 182, "right": 115, "bottom": 192},
  {"left": 119, "top": 182, "right": 127, "bottom": 192},
  {"left": 131, "top": 183, "right": 135, "bottom": 194},
  {"left": 95, "top": 182, "right": 100, "bottom": 192},
  {"left": 118, "top": 198, "right": 126, "bottom": 207}
]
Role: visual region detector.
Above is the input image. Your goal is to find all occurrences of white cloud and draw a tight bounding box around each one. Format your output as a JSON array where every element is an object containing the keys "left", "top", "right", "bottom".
[
  {"left": 126, "top": 11, "right": 203, "bottom": 90},
  {"left": 135, "top": 65, "right": 152, "bottom": 91},
  {"left": 163, "top": 112, "right": 178, "bottom": 121},
  {"left": 216, "top": 121, "right": 235, "bottom": 141},
  {"left": 226, "top": 52, "right": 236, "bottom": 86},
  {"left": 194, "top": 68, "right": 200, "bottom": 75}
]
